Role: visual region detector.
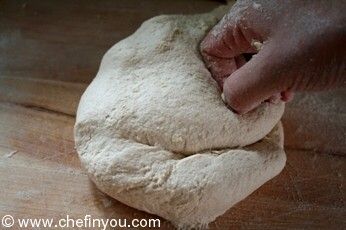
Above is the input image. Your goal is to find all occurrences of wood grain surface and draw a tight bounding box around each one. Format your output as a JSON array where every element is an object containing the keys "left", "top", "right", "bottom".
[{"left": 0, "top": 1, "right": 345, "bottom": 229}]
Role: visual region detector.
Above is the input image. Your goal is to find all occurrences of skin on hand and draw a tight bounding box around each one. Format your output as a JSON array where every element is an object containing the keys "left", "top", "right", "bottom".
[{"left": 200, "top": 0, "right": 346, "bottom": 114}]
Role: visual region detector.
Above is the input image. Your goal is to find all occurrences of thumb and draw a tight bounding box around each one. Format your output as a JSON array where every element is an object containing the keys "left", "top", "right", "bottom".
[{"left": 223, "top": 42, "right": 288, "bottom": 114}]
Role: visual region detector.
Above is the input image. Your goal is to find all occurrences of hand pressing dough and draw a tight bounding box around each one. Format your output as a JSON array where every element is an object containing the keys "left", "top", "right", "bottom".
[{"left": 75, "top": 5, "right": 286, "bottom": 229}]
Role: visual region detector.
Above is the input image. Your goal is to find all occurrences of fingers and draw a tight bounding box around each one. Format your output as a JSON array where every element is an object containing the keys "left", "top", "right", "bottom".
[
  {"left": 222, "top": 43, "right": 288, "bottom": 114},
  {"left": 200, "top": 1, "right": 299, "bottom": 113},
  {"left": 201, "top": 0, "right": 345, "bottom": 114},
  {"left": 201, "top": 54, "right": 238, "bottom": 88},
  {"left": 200, "top": 9, "right": 258, "bottom": 88}
]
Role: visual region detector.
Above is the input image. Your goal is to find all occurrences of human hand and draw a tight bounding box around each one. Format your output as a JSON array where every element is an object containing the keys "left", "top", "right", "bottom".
[{"left": 201, "top": 0, "right": 346, "bottom": 114}]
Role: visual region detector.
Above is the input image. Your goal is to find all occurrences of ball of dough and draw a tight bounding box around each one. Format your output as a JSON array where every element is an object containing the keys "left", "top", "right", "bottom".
[{"left": 75, "top": 6, "right": 286, "bottom": 229}]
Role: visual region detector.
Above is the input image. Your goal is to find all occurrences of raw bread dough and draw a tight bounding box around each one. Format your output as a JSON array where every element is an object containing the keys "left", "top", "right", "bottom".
[{"left": 75, "top": 6, "right": 286, "bottom": 229}]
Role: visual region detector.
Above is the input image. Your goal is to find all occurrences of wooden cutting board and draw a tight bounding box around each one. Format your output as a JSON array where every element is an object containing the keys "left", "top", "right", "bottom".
[{"left": 0, "top": 1, "right": 345, "bottom": 229}]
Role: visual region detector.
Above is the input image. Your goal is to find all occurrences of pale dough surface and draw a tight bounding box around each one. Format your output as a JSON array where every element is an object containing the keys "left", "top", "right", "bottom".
[{"left": 75, "top": 6, "right": 286, "bottom": 228}]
